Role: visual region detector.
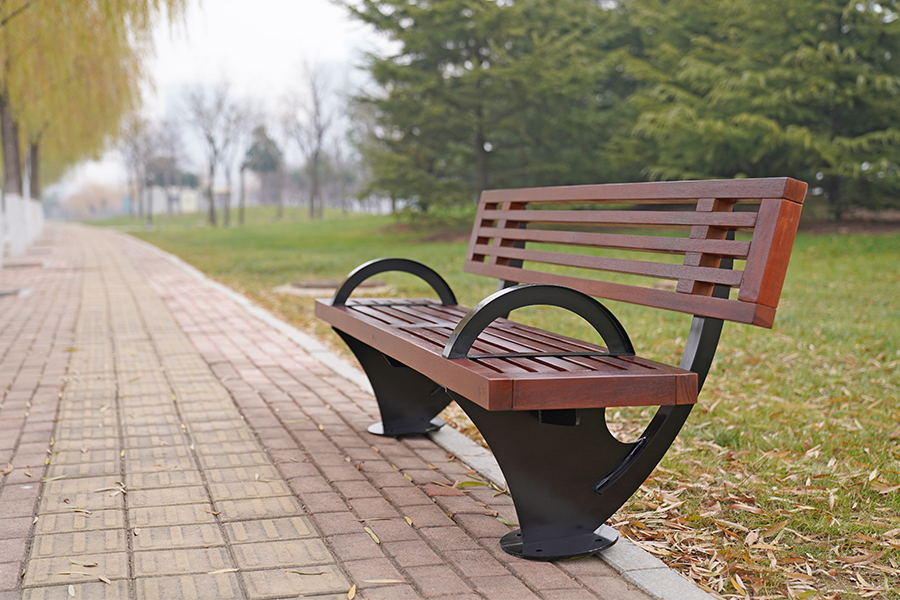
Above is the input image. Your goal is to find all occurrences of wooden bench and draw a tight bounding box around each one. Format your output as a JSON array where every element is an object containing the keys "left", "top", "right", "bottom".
[{"left": 315, "top": 177, "right": 807, "bottom": 561}]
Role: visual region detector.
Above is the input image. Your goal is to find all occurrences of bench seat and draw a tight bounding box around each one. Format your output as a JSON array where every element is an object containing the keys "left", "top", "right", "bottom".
[{"left": 316, "top": 298, "right": 697, "bottom": 411}]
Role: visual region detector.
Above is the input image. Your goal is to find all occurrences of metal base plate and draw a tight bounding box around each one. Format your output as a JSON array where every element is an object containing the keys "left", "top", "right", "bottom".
[
  {"left": 499, "top": 524, "right": 618, "bottom": 561},
  {"left": 367, "top": 417, "right": 445, "bottom": 437}
]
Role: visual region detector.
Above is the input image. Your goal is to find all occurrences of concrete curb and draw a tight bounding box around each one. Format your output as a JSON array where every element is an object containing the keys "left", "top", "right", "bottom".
[{"left": 124, "top": 231, "right": 717, "bottom": 600}]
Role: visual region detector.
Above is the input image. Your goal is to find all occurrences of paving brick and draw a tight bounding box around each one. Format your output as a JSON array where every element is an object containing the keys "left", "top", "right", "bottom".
[
  {"left": 381, "top": 540, "right": 444, "bottom": 568},
  {"left": 287, "top": 475, "right": 332, "bottom": 495},
  {"left": 233, "top": 539, "right": 334, "bottom": 569},
  {"left": 215, "top": 495, "right": 305, "bottom": 521},
  {"left": 332, "top": 479, "right": 381, "bottom": 499},
  {"left": 312, "top": 512, "right": 365, "bottom": 536},
  {"left": 125, "top": 470, "right": 204, "bottom": 490},
  {"left": 134, "top": 572, "right": 241, "bottom": 600},
  {"left": 349, "top": 496, "right": 399, "bottom": 520},
  {"left": 342, "top": 558, "right": 405, "bottom": 589},
  {"left": 0, "top": 537, "right": 26, "bottom": 564},
  {"left": 444, "top": 549, "right": 509, "bottom": 578},
  {"left": 22, "top": 580, "right": 130, "bottom": 600},
  {"left": 403, "top": 564, "right": 474, "bottom": 598},
  {"left": 470, "top": 575, "right": 542, "bottom": 600},
  {"left": 296, "top": 491, "right": 346, "bottom": 514},
  {"left": 132, "top": 547, "right": 232, "bottom": 577},
  {"left": 34, "top": 510, "right": 124, "bottom": 535},
  {"left": 222, "top": 517, "right": 315, "bottom": 544},
  {"left": 203, "top": 465, "right": 281, "bottom": 484},
  {"left": 242, "top": 566, "right": 350, "bottom": 599},
  {"left": 365, "top": 518, "right": 421, "bottom": 543},
  {"left": 328, "top": 532, "right": 385, "bottom": 561},
  {"left": 129, "top": 504, "right": 218, "bottom": 528},
  {"left": 418, "top": 526, "right": 482, "bottom": 552},
  {"left": 131, "top": 524, "right": 224, "bottom": 550},
  {"left": 127, "top": 485, "right": 209, "bottom": 508},
  {"left": 400, "top": 504, "right": 456, "bottom": 529},
  {"left": 207, "top": 479, "right": 293, "bottom": 502},
  {"left": 453, "top": 512, "right": 516, "bottom": 539},
  {"left": 197, "top": 451, "right": 270, "bottom": 469},
  {"left": 30, "top": 530, "right": 126, "bottom": 558},
  {"left": 0, "top": 516, "right": 33, "bottom": 540},
  {"left": 22, "top": 553, "right": 128, "bottom": 586}
]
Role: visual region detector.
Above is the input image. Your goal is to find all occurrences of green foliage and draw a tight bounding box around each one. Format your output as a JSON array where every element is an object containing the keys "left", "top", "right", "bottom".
[
  {"left": 345, "top": 0, "right": 900, "bottom": 218},
  {"left": 621, "top": 0, "right": 900, "bottom": 217},
  {"left": 243, "top": 125, "right": 282, "bottom": 173},
  {"left": 345, "top": 0, "right": 637, "bottom": 212}
]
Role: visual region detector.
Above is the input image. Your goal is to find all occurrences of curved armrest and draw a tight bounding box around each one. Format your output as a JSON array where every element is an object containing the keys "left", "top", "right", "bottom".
[
  {"left": 331, "top": 258, "right": 458, "bottom": 307},
  {"left": 442, "top": 284, "right": 634, "bottom": 359}
]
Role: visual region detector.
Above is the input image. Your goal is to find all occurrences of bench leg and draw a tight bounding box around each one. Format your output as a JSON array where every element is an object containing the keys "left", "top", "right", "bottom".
[
  {"left": 336, "top": 331, "right": 451, "bottom": 436},
  {"left": 449, "top": 392, "right": 692, "bottom": 561}
]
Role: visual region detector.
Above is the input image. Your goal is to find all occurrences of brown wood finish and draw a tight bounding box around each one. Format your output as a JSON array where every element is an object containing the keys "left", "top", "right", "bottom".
[
  {"left": 318, "top": 178, "right": 806, "bottom": 413},
  {"left": 465, "top": 178, "right": 807, "bottom": 326},
  {"left": 315, "top": 299, "right": 698, "bottom": 410}
]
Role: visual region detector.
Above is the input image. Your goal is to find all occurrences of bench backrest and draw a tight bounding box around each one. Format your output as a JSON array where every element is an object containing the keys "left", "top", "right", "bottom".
[{"left": 464, "top": 177, "right": 807, "bottom": 328}]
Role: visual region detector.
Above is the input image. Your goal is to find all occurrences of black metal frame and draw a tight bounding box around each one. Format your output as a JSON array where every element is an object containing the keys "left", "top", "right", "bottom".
[
  {"left": 331, "top": 258, "right": 456, "bottom": 436},
  {"left": 328, "top": 252, "right": 732, "bottom": 560}
]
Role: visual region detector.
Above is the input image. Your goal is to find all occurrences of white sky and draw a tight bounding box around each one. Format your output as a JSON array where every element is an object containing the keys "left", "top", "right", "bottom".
[{"left": 57, "top": 0, "right": 383, "bottom": 198}]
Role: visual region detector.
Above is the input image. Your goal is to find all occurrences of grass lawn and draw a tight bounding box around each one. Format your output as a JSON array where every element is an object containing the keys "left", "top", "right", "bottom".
[{"left": 98, "top": 207, "right": 900, "bottom": 599}]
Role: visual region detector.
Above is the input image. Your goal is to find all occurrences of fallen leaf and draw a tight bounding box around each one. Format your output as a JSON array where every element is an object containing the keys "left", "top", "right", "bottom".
[
  {"left": 67, "top": 559, "right": 98, "bottom": 568},
  {"left": 132, "top": 529, "right": 141, "bottom": 536},
  {"left": 98, "top": 576, "right": 111, "bottom": 584},
  {"left": 207, "top": 568, "right": 238, "bottom": 574},
  {"left": 2, "top": 463, "right": 12, "bottom": 475},
  {"left": 363, "top": 579, "right": 404, "bottom": 584},
  {"left": 762, "top": 519, "right": 788, "bottom": 536},
  {"left": 364, "top": 527, "right": 380, "bottom": 544},
  {"left": 404, "top": 517, "right": 413, "bottom": 526},
  {"left": 68, "top": 584, "right": 75, "bottom": 597},
  {"left": 348, "top": 584, "right": 356, "bottom": 599},
  {"left": 287, "top": 570, "right": 323, "bottom": 575},
  {"left": 729, "top": 503, "right": 763, "bottom": 515},
  {"left": 497, "top": 517, "right": 517, "bottom": 526}
]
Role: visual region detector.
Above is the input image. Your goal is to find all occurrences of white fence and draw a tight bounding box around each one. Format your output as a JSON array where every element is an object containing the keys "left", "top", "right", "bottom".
[{"left": 1, "top": 194, "right": 45, "bottom": 268}]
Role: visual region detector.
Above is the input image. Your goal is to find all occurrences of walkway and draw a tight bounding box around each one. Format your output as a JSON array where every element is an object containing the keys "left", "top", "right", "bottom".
[{"left": 0, "top": 223, "right": 709, "bottom": 600}]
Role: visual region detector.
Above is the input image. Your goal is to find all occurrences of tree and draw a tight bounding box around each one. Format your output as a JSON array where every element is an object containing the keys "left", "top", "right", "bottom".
[
  {"left": 343, "top": 0, "right": 636, "bottom": 212},
  {"left": 0, "top": 0, "right": 184, "bottom": 199},
  {"left": 283, "top": 64, "right": 336, "bottom": 220},
  {"left": 241, "top": 124, "right": 282, "bottom": 223},
  {"left": 184, "top": 81, "right": 244, "bottom": 226},
  {"left": 619, "top": 0, "right": 900, "bottom": 218},
  {"left": 119, "top": 115, "right": 156, "bottom": 220}
]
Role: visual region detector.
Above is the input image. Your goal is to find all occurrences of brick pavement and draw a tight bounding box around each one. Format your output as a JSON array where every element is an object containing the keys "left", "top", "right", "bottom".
[{"left": 0, "top": 223, "right": 674, "bottom": 599}]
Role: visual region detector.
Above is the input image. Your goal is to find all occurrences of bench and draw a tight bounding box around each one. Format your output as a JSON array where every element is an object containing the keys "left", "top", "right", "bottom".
[{"left": 315, "top": 177, "right": 807, "bottom": 561}]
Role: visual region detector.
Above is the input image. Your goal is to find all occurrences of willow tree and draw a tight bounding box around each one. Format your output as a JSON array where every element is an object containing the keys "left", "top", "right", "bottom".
[{"left": 0, "top": 0, "right": 184, "bottom": 198}]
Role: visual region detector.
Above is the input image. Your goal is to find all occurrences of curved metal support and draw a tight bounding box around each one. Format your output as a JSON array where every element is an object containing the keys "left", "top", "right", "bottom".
[
  {"left": 336, "top": 331, "right": 451, "bottom": 436},
  {"left": 331, "top": 258, "right": 457, "bottom": 307},
  {"left": 443, "top": 284, "right": 634, "bottom": 359}
]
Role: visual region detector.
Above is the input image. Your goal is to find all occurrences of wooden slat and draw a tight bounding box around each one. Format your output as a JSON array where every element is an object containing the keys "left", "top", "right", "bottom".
[
  {"left": 465, "top": 261, "right": 776, "bottom": 326},
  {"left": 471, "top": 244, "right": 744, "bottom": 287},
  {"left": 481, "top": 177, "right": 807, "bottom": 204},
  {"left": 738, "top": 198, "right": 804, "bottom": 307},
  {"left": 474, "top": 226, "right": 752, "bottom": 258},
  {"left": 479, "top": 209, "right": 758, "bottom": 229}
]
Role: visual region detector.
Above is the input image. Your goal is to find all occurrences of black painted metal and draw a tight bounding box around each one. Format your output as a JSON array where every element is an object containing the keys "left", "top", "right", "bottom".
[
  {"left": 443, "top": 284, "right": 634, "bottom": 360},
  {"left": 450, "top": 392, "right": 628, "bottom": 560},
  {"left": 331, "top": 258, "right": 457, "bottom": 307},
  {"left": 336, "top": 331, "right": 451, "bottom": 436}
]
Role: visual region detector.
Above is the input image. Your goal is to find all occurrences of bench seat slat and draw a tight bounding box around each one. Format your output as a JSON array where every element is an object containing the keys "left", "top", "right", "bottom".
[
  {"left": 472, "top": 244, "right": 745, "bottom": 286},
  {"left": 316, "top": 299, "right": 698, "bottom": 410}
]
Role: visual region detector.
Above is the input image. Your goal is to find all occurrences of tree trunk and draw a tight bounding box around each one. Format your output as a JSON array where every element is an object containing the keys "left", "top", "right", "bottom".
[
  {"left": 239, "top": 167, "right": 245, "bottom": 226},
  {"left": 144, "top": 183, "right": 153, "bottom": 225},
  {"left": 28, "top": 140, "right": 39, "bottom": 200},
  {"left": 0, "top": 92, "right": 23, "bottom": 196},
  {"left": 276, "top": 168, "right": 284, "bottom": 220},
  {"left": 223, "top": 168, "right": 231, "bottom": 227},
  {"left": 207, "top": 163, "right": 217, "bottom": 226}
]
